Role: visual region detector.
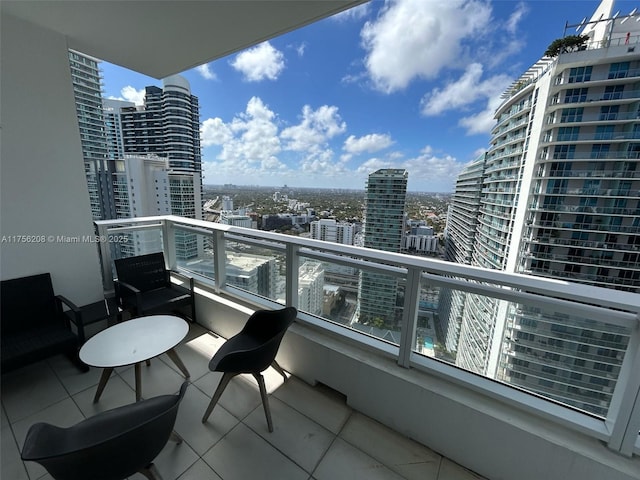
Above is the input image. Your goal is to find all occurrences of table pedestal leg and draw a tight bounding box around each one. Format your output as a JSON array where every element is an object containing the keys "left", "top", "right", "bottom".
[
  {"left": 166, "top": 348, "right": 190, "bottom": 378},
  {"left": 93, "top": 368, "right": 114, "bottom": 403},
  {"left": 135, "top": 362, "right": 142, "bottom": 401}
]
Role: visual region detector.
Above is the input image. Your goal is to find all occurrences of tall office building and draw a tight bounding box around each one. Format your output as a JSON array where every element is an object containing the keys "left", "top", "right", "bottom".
[
  {"left": 444, "top": 154, "right": 486, "bottom": 265},
  {"left": 119, "top": 75, "right": 203, "bottom": 260},
  {"left": 439, "top": 155, "right": 487, "bottom": 354},
  {"left": 358, "top": 169, "right": 408, "bottom": 327},
  {"left": 69, "top": 50, "right": 112, "bottom": 220},
  {"left": 449, "top": 0, "right": 639, "bottom": 416},
  {"left": 70, "top": 56, "right": 203, "bottom": 261},
  {"left": 103, "top": 98, "right": 134, "bottom": 161},
  {"left": 113, "top": 155, "right": 171, "bottom": 256}
]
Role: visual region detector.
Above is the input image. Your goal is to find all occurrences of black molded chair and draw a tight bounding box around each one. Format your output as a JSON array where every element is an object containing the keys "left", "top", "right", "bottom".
[
  {"left": 202, "top": 307, "right": 297, "bottom": 432},
  {"left": 21, "top": 382, "right": 188, "bottom": 480},
  {"left": 114, "top": 252, "right": 196, "bottom": 322}
]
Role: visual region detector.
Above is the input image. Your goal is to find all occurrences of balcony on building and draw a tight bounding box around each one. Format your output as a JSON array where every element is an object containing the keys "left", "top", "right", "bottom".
[{"left": 2, "top": 2, "right": 640, "bottom": 480}]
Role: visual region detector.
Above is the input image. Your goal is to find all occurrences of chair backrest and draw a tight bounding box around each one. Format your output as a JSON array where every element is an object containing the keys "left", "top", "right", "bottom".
[
  {"left": 242, "top": 306, "right": 297, "bottom": 343},
  {"left": 21, "top": 382, "right": 188, "bottom": 480},
  {"left": 218, "top": 307, "right": 296, "bottom": 373},
  {"left": 114, "top": 252, "right": 169, "bottom": 293},
  {"left": 0, "top": 273, "right": 59, "bottom": 333}
]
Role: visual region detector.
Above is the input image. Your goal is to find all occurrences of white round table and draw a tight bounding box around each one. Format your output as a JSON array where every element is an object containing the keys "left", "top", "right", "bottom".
[{"left": 80, "top": 315, "right": 190, "bottom": 402}]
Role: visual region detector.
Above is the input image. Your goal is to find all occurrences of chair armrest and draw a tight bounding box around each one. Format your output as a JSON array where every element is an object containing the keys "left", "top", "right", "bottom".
[
  {"left": 170, "top": 271, "right": 195, "bottom": 292},
  {"left": 57, "top": 294, "right": 80, "bottom": 312},
  {"left": 114, "top": 280, "right": 141, "bottom": 295},
  {"left": 55, "top": 295, "right": 85, "bottom": 343},
  {"left": 114, "top": 280, "right": 143, "bottom": 314}
]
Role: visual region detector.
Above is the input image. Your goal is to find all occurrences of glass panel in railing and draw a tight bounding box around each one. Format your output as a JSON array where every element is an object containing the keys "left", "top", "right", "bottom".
[
  {"left": 174, "top": 230, "right": 215, "bottom": 281},
  {"left": 223, "top": 239, "right": 285, "bottom": 303},
  {"left": 298, "top": 255, "right": 404, "bottom": 346},
  {"left": 420, "top": 278, "right": 632, "bottom": 418}
]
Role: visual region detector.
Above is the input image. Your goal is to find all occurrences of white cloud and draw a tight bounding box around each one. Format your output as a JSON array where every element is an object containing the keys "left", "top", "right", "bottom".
[
  {"left": 195, "top": 63, "right": 217, "bottom": 80},
  {"left": 356, "top": 157, "right": 394, "bottom": 174},
  {"left": 281, "top": 105, "right": 346, "bottom": 152},
  {"left": 332, "top": 3, "right": 371, "bottom": 22},
  {"left": 361, "top": 0, "right": 492, "bottom": 93},
  {"left": 230, "top": 42, "right": 285, "bottom": 82},
  {"left": 201, "top": 117, "right": 233, "bottom": 147},
  {"left": 505, "top": 2, "right": 528, "bottom": 35},
  {"left": 280, "top": 105, "right": 347, "bottom": 173},
  {"left": 201, "top": 97, "right": 284, "bottom": 178},
  {"left": 458, "top": 93, "right": 505, "bottom": 135},
  {"left": 401, "top": 146, "right": 464, "bottom": 190},
  {"left": 202, "top": 99, "right": 352, "bottom": 184},
  {"left": 295, "top": 42, "right": 307, "bottom": 57},
  {"left": 343, "top": 133, "right": 394, "bottom": 154},
  {"left": 111, "top": 86, "right": 145, "bottom": 105},
  {"left": 420, "top": 63, "right": 511, "bottom": 116},
  {"left": 351, "top": 144, "right": 462, "bottom": 191}
]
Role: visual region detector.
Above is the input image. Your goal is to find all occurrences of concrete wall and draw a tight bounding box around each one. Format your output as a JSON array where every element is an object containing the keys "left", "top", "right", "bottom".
[
  {"left": 1, "top": 13, "right": 104, "bottom": 304},
  {"left": 196, "top": 290, "right": 640, "bottom": 480}
]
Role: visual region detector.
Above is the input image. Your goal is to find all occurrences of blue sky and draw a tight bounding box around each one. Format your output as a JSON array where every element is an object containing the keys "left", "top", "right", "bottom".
[{"left": 101, "top": 0, "right": 620, "bottom": 192}]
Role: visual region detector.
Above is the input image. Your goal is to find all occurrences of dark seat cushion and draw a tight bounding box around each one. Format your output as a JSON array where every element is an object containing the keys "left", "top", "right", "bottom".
[{"left": 1, "top": 326, "right": 77, "bottom": 371}]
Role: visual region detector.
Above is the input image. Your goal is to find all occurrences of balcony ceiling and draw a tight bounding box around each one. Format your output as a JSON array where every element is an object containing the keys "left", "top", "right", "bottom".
[{"left": 2, "top": 0, "right": 366, "bottom": 78}]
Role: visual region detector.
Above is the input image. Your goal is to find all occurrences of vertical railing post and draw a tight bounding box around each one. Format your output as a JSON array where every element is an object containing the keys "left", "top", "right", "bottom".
[
  {"left": 286, "top": 244, "right": 300, "bottom": 309},
  {"left": 162, "top": 219, "right": 176, "bottom": 270},
  {"left": 606, "top": 314, "right": 640, "bottom": 455},
  {"left": 95, "top": 222, "right": 114, "bottom": 294},
  {"left": 213, "top": 230, "right": 226, "bottom": 292},
  {"left": 398, "top": 266, "right": 421, "bottom": 368}
]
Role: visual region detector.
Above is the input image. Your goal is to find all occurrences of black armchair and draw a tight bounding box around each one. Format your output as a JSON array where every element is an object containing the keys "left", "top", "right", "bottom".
[
  {"left": 202, "top": 307, "right": 297, "bottom": 432},
  {"left": 21, "top": 382, "right": 188, "bottom": 480},
  {"left": 1, "top": 273, "right": 87, "bottom": 372},
  {"left": 114, "top": 252, "right": 196, "bottom": 322}
]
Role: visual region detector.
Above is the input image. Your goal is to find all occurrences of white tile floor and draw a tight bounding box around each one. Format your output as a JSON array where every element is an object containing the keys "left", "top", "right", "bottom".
[{"left": 1, "top": 323, "right": 487, "bottom": 480}]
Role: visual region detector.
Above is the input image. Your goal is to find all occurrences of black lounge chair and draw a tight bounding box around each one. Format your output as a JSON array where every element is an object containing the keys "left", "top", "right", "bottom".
[{"left": 114, "top": 252, "right": 196, "bottom": 322}]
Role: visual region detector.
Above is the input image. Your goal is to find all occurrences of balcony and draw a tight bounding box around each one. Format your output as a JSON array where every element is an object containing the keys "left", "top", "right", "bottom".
[
  {"left": 2, "top": 321, "right": 482, "bottom": 480},
  {"left": 2, "top": 4, "right": 640, "bottom": 480},
  {"left": 2, "top": 219, "right": 640, "bottom": 480},
  {"left": 78, "top": 215, "right": 637, "bottom": 477}
]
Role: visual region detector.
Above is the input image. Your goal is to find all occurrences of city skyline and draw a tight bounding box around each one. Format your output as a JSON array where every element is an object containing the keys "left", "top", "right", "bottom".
[
  {"left": 100, "top": 0, "right": 610, "bottom": 193},
  {"left": 443, "top": 0, "right": 640, "bottom": 416}
]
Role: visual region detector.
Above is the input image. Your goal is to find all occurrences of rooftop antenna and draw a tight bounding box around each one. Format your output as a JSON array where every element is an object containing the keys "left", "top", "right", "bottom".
[{"left": 576, "top": 17, "right": 586, "bottom": 32}]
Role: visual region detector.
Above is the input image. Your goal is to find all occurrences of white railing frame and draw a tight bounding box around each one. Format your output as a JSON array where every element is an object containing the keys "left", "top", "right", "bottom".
[{"left": 95, "top": 215, "right": 640, "bottom": 456}]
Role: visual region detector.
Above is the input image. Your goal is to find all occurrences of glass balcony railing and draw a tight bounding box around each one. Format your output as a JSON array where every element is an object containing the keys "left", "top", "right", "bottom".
[{"left": 95, "top": 215, "right": 640, "bottom": 458}]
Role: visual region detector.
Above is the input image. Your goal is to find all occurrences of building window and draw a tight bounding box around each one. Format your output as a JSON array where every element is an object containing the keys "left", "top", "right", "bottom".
[
  {"left": 603, "top": 85, "right": 624, "bottom": 100},
  {"left": 560, "top": 107, "right": 583, "bottom": 123},
  {"left": 553, "top": 145, "right": 575, "bottom": 159},
  {"left": 599, "top": 105, "right": 619, "bottom": 121},
  {"left": 590, "top": 144, "right": 610, "bottom": 159},
  {"left": 595, "top": 125, "right": 615, "bottom": 140},
  {"left": 608, "top": 62, "right": 630, "bottom": 79},
  {"left": 557, "top": 126, "right": 580, "bottom": 141},
  {"left": 564, "top": 88, "right": 588, "bottom": 103},
  {"left": 568, "top": 66, "right": 592, "bottom": 83}
]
